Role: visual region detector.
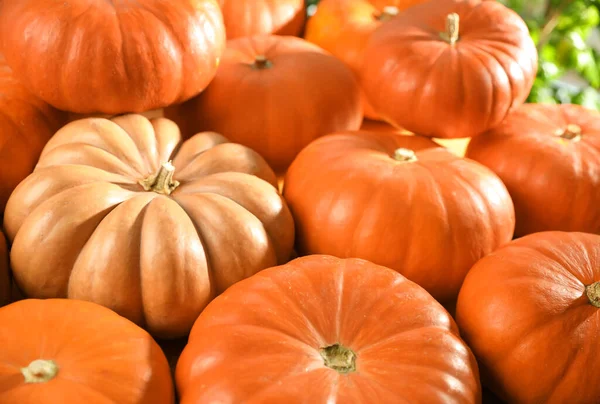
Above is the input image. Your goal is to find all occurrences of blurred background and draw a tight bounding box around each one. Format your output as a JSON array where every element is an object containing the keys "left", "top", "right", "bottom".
[{"left": 305, "top": 0, "right": 600, "bottom": 110}]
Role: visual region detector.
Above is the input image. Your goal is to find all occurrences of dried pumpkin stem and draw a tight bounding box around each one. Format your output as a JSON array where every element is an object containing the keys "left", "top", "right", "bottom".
[
  {"left": 377, "top": 6, "right": 399, "bottom": 21},
  {"left": 139, "top": 161, "right": 180, "bottom": 195},
  {"left": 319, "top": 343, "right": 357, "bottom": 374},
  {"left": 21, "top": 359, "right": 59, "bottom": 383},
  {"left": 586, "top": 282, "right": 600, "bottom": 308},
  {"left": 557, "top": 124, "right": 582, "bottom": 141},
  {"left": 392, "top": 148, "right": 417, "bottom": 162},
  {"left": 253, "top": 55, "right": 273, "bottom": 70},
  {"left": 440, "top": 13, "right": 460, "bottom": 45}
]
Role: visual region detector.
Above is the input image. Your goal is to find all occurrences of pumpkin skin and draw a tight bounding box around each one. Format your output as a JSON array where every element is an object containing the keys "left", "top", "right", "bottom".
[
  {"left": 0, "top": 232, "right": 9, "bottom": 307},
  {"left": 176, "top": 255, "right": 482, "bottom": 403},
  {"left": 456, "top": 231, "right": 600, "bottom": 404},
  {"left": 164, "top": 35, "right": 363, "bottom": 174},
  {"left": 283, "top": 131, "right": 515, "bottom": 302},
  {"left": 3, "top": 114, "right": 294, "bottom": 338},
  {"left": 466, "top": 103, "right": 600, "bottom": 237},
  {"left": 305, "top": 0, "right": 424, "bottom": 120},
  {"left": 0, "top": 54, "right": 67, "bottom": 212},
  {"left": 218, "top": 0, "right": 305, "bottom": 39},
  {"left": 0, "top": 298, "right": 174, "bottom": 403},
  {"left": 361, "top": 0, "right": 537, "bottom": 139},
  {"left": 0, "top": 0, "right": 225, "bottom": 115}
]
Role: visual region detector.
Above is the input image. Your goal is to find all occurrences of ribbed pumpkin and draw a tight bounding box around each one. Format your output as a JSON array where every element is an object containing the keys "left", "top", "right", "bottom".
[
  {"left": 361, "top": 0, "right": 537, "bottom": 139},
  {"left": 165, "top": 35, "right": 363, "bottom": 174},
  {"left": 0, "top": 299, "right": 174, "bottom": 403},
  {"left": 218, "top": 0, "right": 305, "bottom": 39},
  {"left": 3, "top": 114, "right": 294, "bottom": 338},
  {"left": 456, "top": 231, "right": 600, "bottom": 404},
  {"left": 0, "top": 54, "right": 67, "bottom": 212},
  {"left": 0, "top": 0, "right": 226, "bottom": 115},
  {"left": 305, "top": 0, "right": 425, "bottom": 119},
  {"left": 177, "top": 255, "right": 482, "bottom": 403},
  {"left": 283, "top": 130, "right": 515, "bottom": 303},
  {"left": 466, "top": 103, "right": 600, "bottom": 237}
]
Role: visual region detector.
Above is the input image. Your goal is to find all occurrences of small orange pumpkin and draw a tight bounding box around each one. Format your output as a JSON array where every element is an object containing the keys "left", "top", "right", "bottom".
[
  {"left": 0, "top": 298, "right": 174, "bottom": 403},
  {"left": 283, "top": 130, "right": 515, "bottom": 302},
  {"left": 361, "top": 0, "right": 537, "bottom": 138}
]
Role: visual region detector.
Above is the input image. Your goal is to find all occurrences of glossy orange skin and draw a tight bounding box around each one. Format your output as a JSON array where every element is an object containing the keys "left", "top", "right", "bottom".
[
  {"left": 283, "top": 131, "right": 515, "bottom": 302},
  {"left": 305, "top": 0, "right": 424, "bottom": 120},
  {"left": 3, "top": 115, "right": 294, "bottom": 338},
  {"left": 0, "top": 299, "right": 174, "bottom": 403},
  {"left": 0, "top": 0, "right": 225, "bottom": 115},
  {"left": 177, "top": 255, "right": 482, "bottom": 403},
  {"left": 218, "top": 0, "right": 305, "bottom": 39},
  {"left": 456, "top": 231, "right": 600, "bottom": 404},
  {"left": 165, "top": 35, "right": 363, "bottom": 174},
  {"left": 0, "top": 55, "right": 67, "bottom": 212},
  {"left": 466, "top": 103, "right": 600, "bottom": 237},
  {"left": 361, "top": 0, "right": 537, "bottom": 139},
  {"left": 0, "top": 232, "right": 9, "bottom": 307}
]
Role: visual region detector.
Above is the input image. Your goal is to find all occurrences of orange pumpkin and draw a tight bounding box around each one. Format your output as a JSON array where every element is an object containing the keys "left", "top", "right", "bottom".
[
  {"left": 0, "top": 298, "right": 174, "bottom": 403},
  {"left": 3, "top": 114, "right": 295, "bottom": 338},
  {"left": 361, "top": 0, "right": 537, "bottom": 139},
  {"left": 305, "top": 0, "right": 424, "bottom": 120},
  {"left": 0, "top": 0, "right": 225, "bottom": 115},
  {"left": 0, "top": 54, "right": 67, "bottom": 212},
  {"left": 177, "top": 255, "right": 482, "bottom": 403},
  {"left": 283, "top": 131, "right": 515, "bottom": 303},
  {"left": 456, "top": 231, "right": 600, "bottom": 404},
  {"left": 165, "top": 35, "right": 363, "bottom": 174},
  {"left": 0, "top": 232, "right": 9, "bottom": 307},
  {"left": 218, "top": 0, "right": 305, "bottom": 39},
  {"left": 466, "top": 103, "right": 600, "bottom": 237}
]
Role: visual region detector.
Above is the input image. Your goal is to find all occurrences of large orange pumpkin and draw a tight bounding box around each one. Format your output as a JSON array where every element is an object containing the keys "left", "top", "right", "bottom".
[
  {"left": 0, "top": 54, "right": 67, "bottom": 212},
  {"left": 456, "top": 231, "right": 600, "bottom": 404},
  {"left": 283, "top": 131, "right": 515, "bottom": 303},
  {"left": 3, "top": 114, "right": 294, "bottom": 338},
  {"left": 218, "top": 0, "right": 305, "bottom": 39},
  {"left": 177, "top": 255, "right": 482, "bottom": 403},
  {"left": 361, "top": 0, "right": 537, "bottom": 139},
  {"left": 466, "top": 103, "right": 600, "bottom": 237},
  {"left": 0, "top": 0, "right": 225, "bottom": 115},
  {"left": 0, "top": 298, "right": 174, "bottom": 403},
  {"left": 0, "top": 232, "right": 9, "bottom": 307},
  {"left": 165, "top": 35, "right": 363, "bottom": 174},
  {"left": 305, "top": 0, "right": 424, "bottom": 120}
]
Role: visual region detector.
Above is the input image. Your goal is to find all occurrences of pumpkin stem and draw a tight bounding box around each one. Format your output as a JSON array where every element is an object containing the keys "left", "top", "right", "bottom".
[
  {"left": 21, "top": 359, "right": 59, "bottom": 383},
  {"left": 139, "top": 161, "right": 180, "bottom": 195},
  {"left": 253, "top": 55, "right": 273, "bottom": 70},
  {"left": 319, "top": 343, "right": 357, "bottom": 374},
  {"left": 440, "top": 13, "right": 460, "bottom": 45},
  {"left": 376, "top": 6, "right": 399, "bottom": 21},
  {"left": 586, "top": 282, "right": 600, "bottom": 308},
  {"left": 557, "top": 124, "right": 582, "bottom": 141},
  {"left": 392, "top": 148, "right": 417, "bottom": 162}
]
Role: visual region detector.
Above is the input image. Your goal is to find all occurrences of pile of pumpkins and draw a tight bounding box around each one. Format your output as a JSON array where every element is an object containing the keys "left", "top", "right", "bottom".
[{"left": 1, "top": 0, "right": 599, "bottom": 403}]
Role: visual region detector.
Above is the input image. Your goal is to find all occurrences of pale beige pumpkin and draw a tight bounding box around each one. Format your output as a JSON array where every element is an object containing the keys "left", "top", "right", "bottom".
[{"left": 3, "top": 114, "right": 295, "bottom": 338}]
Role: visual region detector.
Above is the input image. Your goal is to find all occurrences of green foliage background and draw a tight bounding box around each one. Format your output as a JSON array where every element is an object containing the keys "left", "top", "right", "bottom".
[{"left": 305, "top": 0, "right": 600, "bottom": 110}]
